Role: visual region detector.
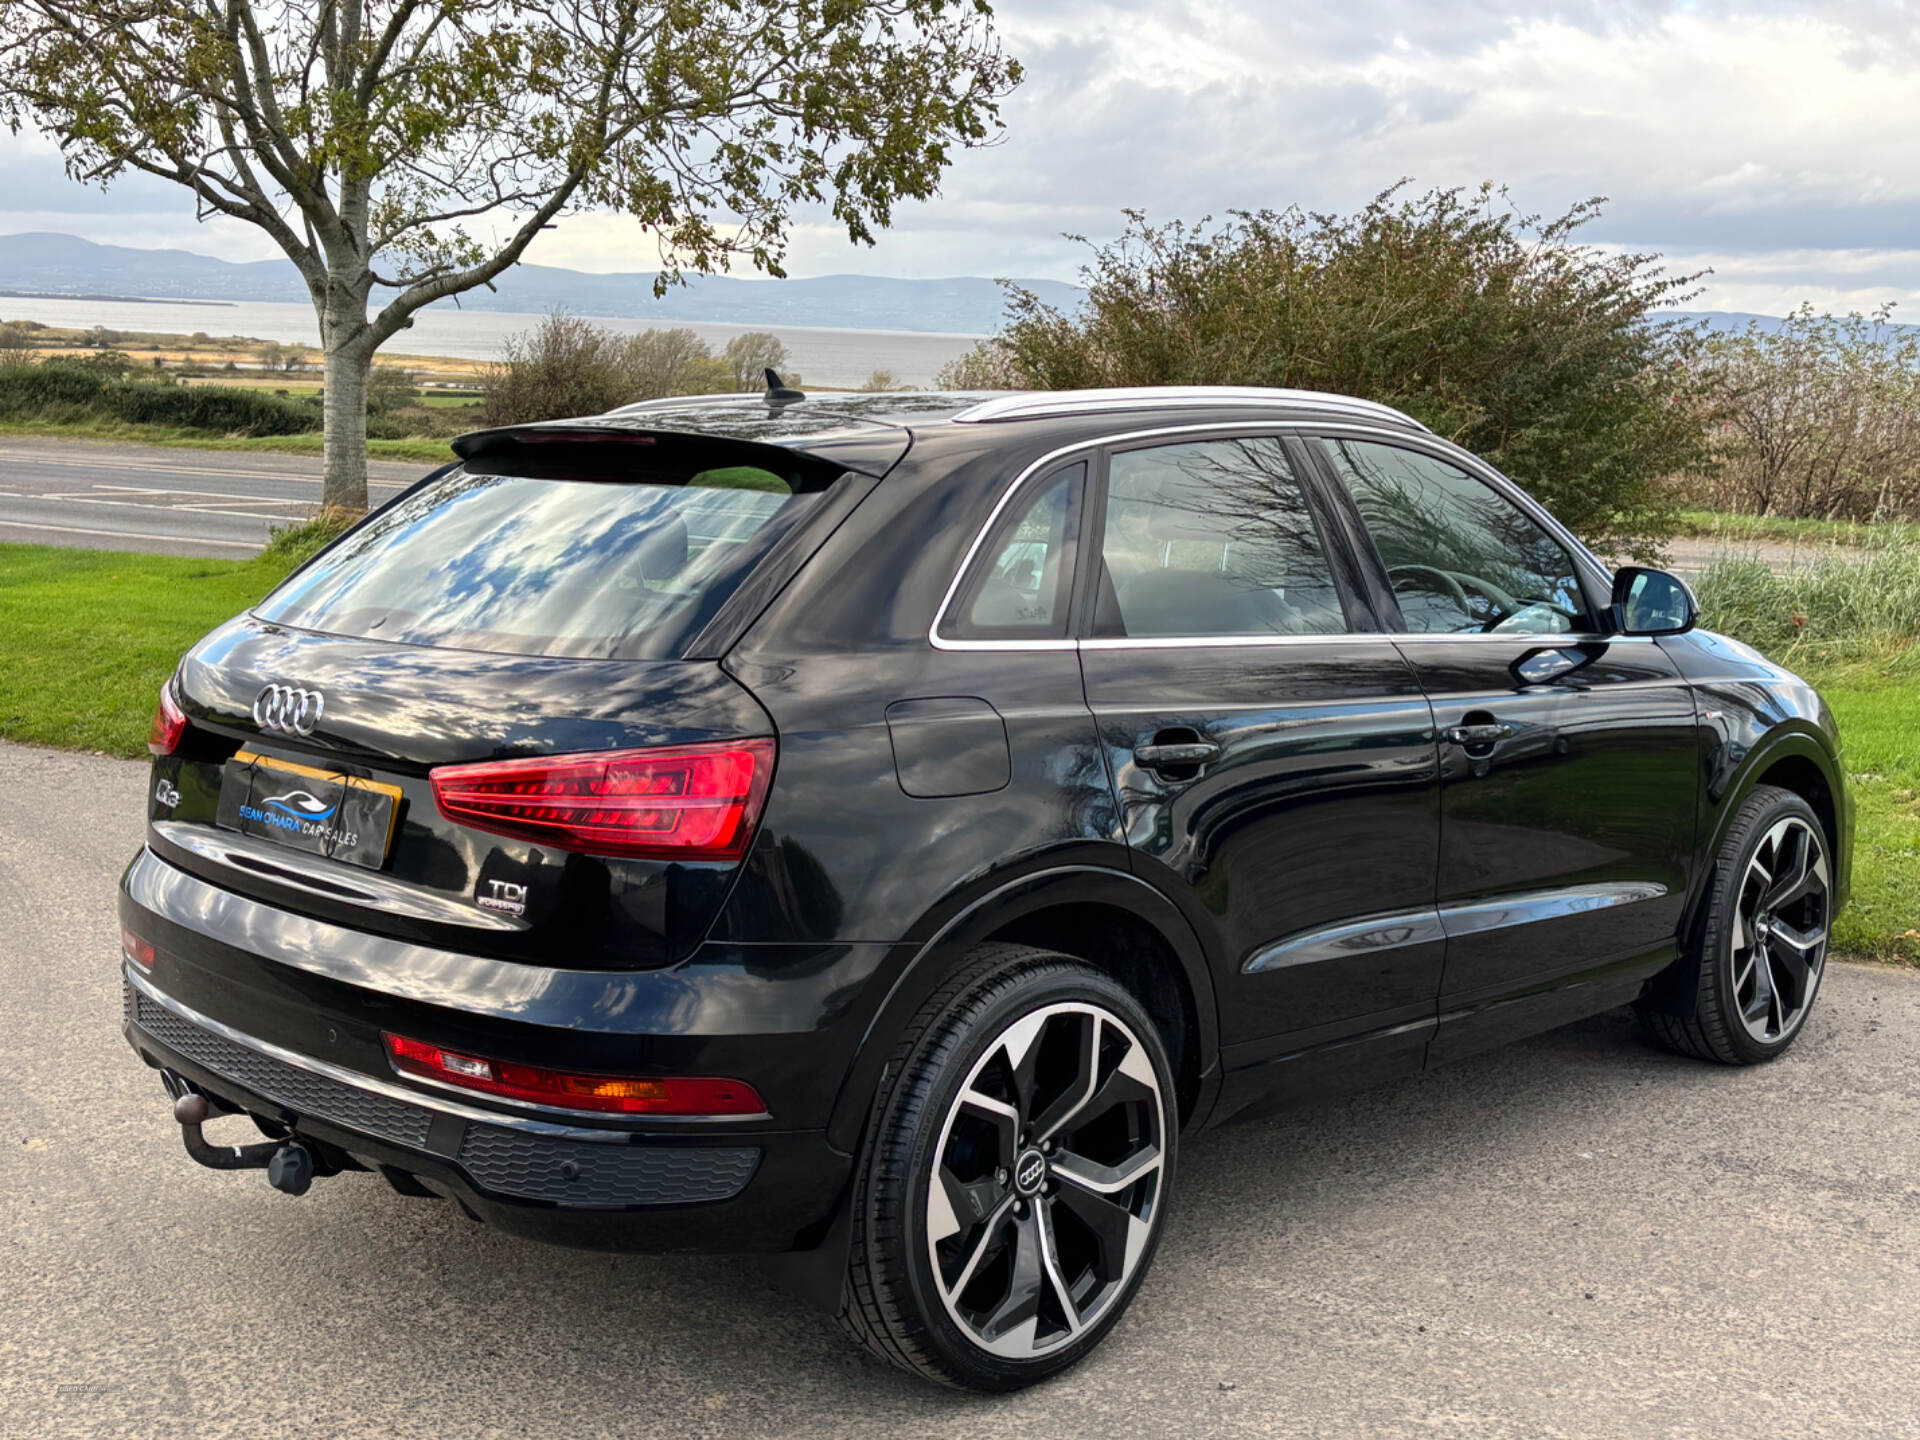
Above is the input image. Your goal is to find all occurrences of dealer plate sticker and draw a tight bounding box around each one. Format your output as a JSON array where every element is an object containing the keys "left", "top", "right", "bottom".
[{"left": 215, "top": 751, "right": 401, "bottom": 871}]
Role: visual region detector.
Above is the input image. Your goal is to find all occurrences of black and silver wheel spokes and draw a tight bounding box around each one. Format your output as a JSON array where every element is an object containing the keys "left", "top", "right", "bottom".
[
  {"left": 927, "top": 1002, "right": 1166, "bottom": 1359},
  {"left": 1731, "top": 815, "right": 1831, "bottom": 1043}
]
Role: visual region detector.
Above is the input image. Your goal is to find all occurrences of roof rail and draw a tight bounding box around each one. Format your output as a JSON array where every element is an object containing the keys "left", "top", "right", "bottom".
[{"left": 948, "top": 386, "right": 1429, "bottom": 432}]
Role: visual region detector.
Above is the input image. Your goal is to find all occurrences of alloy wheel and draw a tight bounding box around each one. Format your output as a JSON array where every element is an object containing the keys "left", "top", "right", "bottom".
[
  {"left": 925, "top": 1001, "right": 1166, "bottom": 1359},
  {"left": 1731, "top": 815, "right": 1831, "bottom": 1045}
]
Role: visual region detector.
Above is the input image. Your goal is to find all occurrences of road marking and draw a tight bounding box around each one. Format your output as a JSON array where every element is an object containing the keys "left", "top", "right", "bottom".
[
  {"left": 0, "top": 517, "right": 260, "bottom": 549},
  {"left": 84, "top": 482, "right": 400, "bottom": 501},
  {"left": 0, "top": 451, "right": 334, "bottom": 483},
  {"left": 0, "top": 449, "right": 427, "bottom": 484},
  {"left": 29, "top": 494, "right": 285, "bottom": 521}
]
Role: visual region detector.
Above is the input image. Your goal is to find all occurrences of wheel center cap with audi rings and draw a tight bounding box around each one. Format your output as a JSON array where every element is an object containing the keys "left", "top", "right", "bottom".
[{"left": 1013, "top": 1147, "right": 1047, "bottom": 1196}]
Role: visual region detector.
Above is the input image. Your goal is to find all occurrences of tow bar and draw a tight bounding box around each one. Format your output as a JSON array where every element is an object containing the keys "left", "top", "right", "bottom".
[{"left": 170, "top": 1089, "right": 317, "bottom": 1196}]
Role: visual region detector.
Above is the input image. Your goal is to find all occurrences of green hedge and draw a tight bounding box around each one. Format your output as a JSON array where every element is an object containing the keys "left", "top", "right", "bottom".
[
  {"left": 103, "top": 379, "right": 318, "bottom": 435},
  {"left": 0, "top": 362, "right": 108, "bottom": 408},
  {"left": 0, "top": 361, "right": 321, "bottom": 436}
]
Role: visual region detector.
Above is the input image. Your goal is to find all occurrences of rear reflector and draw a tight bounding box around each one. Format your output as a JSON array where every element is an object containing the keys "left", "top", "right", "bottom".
[
  {"left": 382, "top": 1033, "right": 766, "bottom": 1117},
  {"left": 121, "top": 924, "right": 154, "bottom": 969},
  {"left": 429, "top": 739, "right": 775, "bottom": 861},
  {"left": 148, "top": 681, "right": 187, "bottom": 756}
]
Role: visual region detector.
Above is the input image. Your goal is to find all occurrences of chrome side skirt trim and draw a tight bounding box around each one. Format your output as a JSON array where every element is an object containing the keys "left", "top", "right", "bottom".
[
  {"left": 1242, "top": 881, "right": 1671, "bottom": 974},
  {"left": 1438, "top": 883, "right": 1671, "bottom": 938},
  {"left": 1243, "top": 912, "right": 1447, "bottom": 973}
]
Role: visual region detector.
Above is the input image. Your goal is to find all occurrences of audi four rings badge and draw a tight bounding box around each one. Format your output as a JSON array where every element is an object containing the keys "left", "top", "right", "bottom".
[{"left": 253, "top": 684, "right": 325, "bottom": 736}]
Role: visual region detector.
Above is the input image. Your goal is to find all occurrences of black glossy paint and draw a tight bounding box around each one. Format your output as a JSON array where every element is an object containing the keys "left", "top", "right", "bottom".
[
  {"left": 120, "top": 392, "right": 1853, "bottom": 1257},
  {"left": 159, "top": 617, "right": 775, "bottom": 967},
  {"left": 1393, "top": 631, "right": 1700, "bottom": 1059},
  {"left": 1079, "top": 641, "right": 1444, "bottom": 1058}
]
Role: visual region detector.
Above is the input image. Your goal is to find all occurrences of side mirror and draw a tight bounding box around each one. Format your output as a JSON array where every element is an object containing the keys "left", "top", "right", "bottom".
[{"left": 1610, "top": 566, "right": 1697, "bottom": 636}]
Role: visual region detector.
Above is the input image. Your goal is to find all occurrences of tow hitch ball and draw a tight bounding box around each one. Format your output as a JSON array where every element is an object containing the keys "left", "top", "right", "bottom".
[{"left": 171, "top": 1091, "right": 315, "bottom": 1196}]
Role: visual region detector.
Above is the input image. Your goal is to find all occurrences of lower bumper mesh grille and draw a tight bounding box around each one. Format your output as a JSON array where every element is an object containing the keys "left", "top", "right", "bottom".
[
  {"left": 457, "top": 1127, "right": 759, "bottom": 1207},
  {"left": 130, "top": 985, "right": 432, "bottom": 1149},
  {"left": 125, "top": 980, "right": 761, "bottom": 1207}
]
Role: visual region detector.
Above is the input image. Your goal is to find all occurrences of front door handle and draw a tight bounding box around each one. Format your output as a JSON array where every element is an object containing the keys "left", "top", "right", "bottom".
[
  {"left": 1134, "top": 741, "right": 1221, "bottom": 771},
  {"left": 1445, "top": 722, "right": 1514, "bottom": 749}
]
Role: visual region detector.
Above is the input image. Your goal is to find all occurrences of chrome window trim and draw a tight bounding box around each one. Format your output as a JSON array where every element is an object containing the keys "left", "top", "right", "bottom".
[
  {"left": 1078, "top": 631, "right": 1654, "bottom": 651},
  {"left": 928, "top": 419, "right": 1632, "bottom": 654},
  {"left": 123, "top": 966, "right": 757, "bottom": 1136},
  {"left": 1077, "top": 633, "right": 1392, "bottom": 651},
  {"left": 950, "top": 387, "right": 1430, "bottom": 432}
]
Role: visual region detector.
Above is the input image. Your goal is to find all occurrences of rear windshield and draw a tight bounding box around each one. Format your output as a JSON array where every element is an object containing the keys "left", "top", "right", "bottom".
[{"left": 254, "top": 456, "right": 830, "bottom": 660}]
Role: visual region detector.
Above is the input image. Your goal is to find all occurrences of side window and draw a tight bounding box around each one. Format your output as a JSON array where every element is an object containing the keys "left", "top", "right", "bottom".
[
  {"left": 944, "top": 462, "right": 1084, "bottom": 639},
  {"left": 1321, "top": 439, "right": 1593, "bottom": 636},
  {"left": 1098, "top": 437, "right": 1348, "bottom": 638}
]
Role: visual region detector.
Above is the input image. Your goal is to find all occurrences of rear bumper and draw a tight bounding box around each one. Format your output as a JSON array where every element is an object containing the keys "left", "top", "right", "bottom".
[{"left": 119, "top": 846, "right": 871, "bottom": 1253}]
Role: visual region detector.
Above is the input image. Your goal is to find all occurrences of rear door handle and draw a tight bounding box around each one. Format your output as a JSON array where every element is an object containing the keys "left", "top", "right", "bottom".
[
  {"left": 1445, "top": 722, "right": 1514, "bottom": 748},
  {"left": 1133, "top": 741, "right": 1221, "bottom": 771}
]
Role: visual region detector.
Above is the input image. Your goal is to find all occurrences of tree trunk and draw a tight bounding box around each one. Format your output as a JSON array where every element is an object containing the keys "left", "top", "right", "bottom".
[
  {"left": 317, "top": 260, "right": 377, "bottom": 514},
  {"left": 320, "top": 336, "right": 372, "bottom": 513}
]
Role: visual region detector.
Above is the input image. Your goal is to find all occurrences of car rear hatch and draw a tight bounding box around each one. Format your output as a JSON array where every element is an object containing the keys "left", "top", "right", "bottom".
[{"left": 146, "top": 413, "right": 906, "bottom": 967}]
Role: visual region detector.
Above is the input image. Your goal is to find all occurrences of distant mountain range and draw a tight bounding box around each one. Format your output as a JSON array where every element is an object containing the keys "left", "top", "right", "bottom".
[
  {"left": 1663, "top": 309, "right": 1918, "bottom": 338},
  {"left": 0, "top": 232, "right": 1082, "bottom": 336},
  {"left": 0, "top": 232, "right": 1902, "bottom": 341}
]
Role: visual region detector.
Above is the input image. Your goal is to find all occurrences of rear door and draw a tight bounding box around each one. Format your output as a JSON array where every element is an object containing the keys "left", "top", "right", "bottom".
[
  {"left": 1075, "top": 431, "right": 1444, "bottom": 1112},
  {"left": 1308, "top": 433, "right": 1699, "bottom": 1061}
]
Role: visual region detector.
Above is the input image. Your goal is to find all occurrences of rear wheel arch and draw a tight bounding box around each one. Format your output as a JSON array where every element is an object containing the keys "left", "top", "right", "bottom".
[
  {"left": 981, "top": 901, "right": 1205, "bottom": 1126},
  {"left": 826, "top": 866, "right": 1220, "bottom": 1154}
]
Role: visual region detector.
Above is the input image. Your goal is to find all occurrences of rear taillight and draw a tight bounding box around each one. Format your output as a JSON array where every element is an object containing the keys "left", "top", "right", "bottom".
[
  {"left": 429, "top": 739, "right": 775, "bottom": 861},
  {"left": 381, "top": 1033, "right": 766, "bottom": 1117},
  {"left": 121, "top": 924, "right": 154, "bottom": 969},
  {"left": 148, "top": 680, "right": 187, "bottom": 756}
]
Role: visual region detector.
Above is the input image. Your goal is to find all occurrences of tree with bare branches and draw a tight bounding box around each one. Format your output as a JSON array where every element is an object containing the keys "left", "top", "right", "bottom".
[{"left": 0, "top": 1, "right": 1018, "bottom": 508}]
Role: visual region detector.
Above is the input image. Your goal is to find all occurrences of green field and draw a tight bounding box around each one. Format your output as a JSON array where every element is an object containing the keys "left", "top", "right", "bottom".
[{"left": 0, "top": 537, "right": 1913, "bottom": 961}]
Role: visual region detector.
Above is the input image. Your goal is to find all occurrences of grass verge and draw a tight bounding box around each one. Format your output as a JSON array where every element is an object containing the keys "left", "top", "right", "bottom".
[
  {"left": 0, "top": 537, "right": 1913, "bottom": 961},
  {"left": 0, "top": 416, "right": 456, "bottom": 463},
  {"left": 1819, "top": 673, "right": 1920, "bottom": 963},
  {"left": 1677, "top": 510, "right": 1917, "bottom": 548},
  {"left": 0, "top": 543, "right": 287, "bottom": 754}
]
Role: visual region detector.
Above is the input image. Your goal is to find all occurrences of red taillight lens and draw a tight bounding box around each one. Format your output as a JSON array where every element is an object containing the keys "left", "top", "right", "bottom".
[
  {"left": 121, "top": 924, "right": 154, "bottom": 969},
  {"left": 381, "top": 1033, "right": 766, "bottom": 1117},
  {"left": 148, "top": 681, "right": 187, "bottom": 756},
  {"left": 429, "top": 739, "right": 775, "bottom": 861}
]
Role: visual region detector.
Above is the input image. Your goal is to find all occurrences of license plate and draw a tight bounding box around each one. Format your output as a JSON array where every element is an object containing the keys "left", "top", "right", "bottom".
[{"left": 215, "top": 751, "right": 401, "bottom": 871}]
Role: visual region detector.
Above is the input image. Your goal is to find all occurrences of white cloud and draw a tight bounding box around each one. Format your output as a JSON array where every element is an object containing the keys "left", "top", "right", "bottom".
[{"left": 3, "top": 2, "right": 1917, "bottom": 315}]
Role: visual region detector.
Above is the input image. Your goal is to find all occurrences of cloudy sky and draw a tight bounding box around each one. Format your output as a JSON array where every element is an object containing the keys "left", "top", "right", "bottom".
[{"left": 2, "top": 0, "right": 1915, "bottom": 317}]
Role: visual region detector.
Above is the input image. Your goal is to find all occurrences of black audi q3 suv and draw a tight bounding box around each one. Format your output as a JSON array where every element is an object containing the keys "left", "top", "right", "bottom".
[{"left": 122, "top": 384, "right": 1851, "bottom": 1390}]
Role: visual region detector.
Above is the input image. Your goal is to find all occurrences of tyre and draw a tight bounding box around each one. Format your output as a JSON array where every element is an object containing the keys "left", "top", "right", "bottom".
[
  {"left": 839, "top": 944, "right": 1177, "bottom": 1391},
  {"left": 1645, "top": 785, "right": 1834, "bottom": 1064}
]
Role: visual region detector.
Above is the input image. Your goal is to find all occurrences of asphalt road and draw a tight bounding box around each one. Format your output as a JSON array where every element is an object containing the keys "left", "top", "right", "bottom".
[
  {"left": 3, "top": 741, "right": 1917, "bottom": 1439},
  {"left": 0, "top": 439, "right": 429, "bottom": 556}
]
